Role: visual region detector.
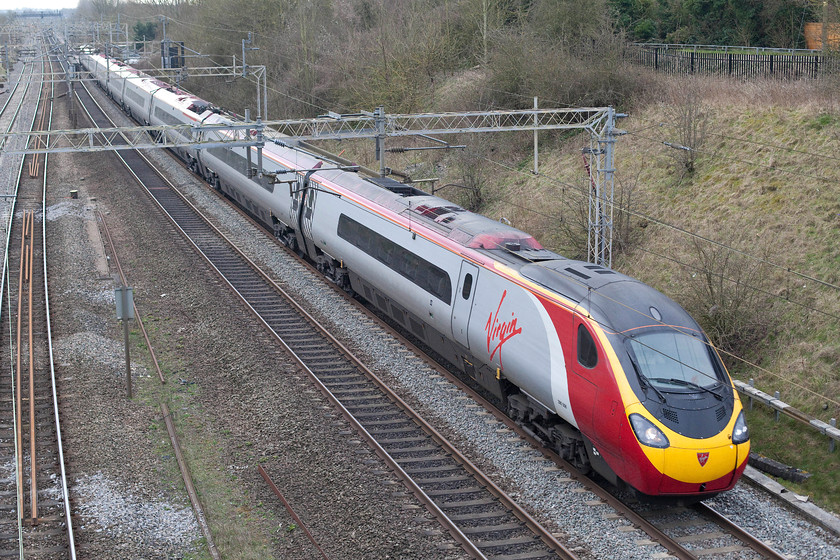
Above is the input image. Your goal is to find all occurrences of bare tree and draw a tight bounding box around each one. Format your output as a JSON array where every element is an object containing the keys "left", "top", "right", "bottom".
[
  {"left": 665, "top": 78, "right": 709, "bottom": 175},
  {"left": 679, "top": 227, "right": 779, "bottom": 361},
  {"left": 76, "top": 0, "right": 122, "bottom": 18}
]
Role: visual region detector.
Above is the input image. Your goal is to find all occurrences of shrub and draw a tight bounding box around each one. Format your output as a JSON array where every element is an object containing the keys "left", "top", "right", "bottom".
[{"left": 678, "top": 227, "right": 780, "bottom": 363}]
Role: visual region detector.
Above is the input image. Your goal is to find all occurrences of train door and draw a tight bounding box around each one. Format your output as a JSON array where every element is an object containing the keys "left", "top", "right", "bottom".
[
  {"left": 451, "top": 262, "right": 478, "bottom": 348},
  {"left": 570, "top": 317, "right": 598, "bottom": 436},
  {"left": 294, "top": 167, "right": 320, "bottom": 260},
  {"left": 570, "top": 316, "right": 623, "bottom": 460},
  {"left": 300, "top": 187, "right": 317, "bottom": 257}
]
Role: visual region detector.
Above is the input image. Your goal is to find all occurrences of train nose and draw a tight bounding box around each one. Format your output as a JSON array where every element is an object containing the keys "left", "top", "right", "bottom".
[{"left": 658, "top": 442, "right": 744, "bottom": 494}]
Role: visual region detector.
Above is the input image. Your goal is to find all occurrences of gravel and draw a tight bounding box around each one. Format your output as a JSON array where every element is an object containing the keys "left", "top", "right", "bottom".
[
  {"left": 74, "top": 472, "right": 199, "bottom": 557},
  {"left": 707, "top": 483, "right": 840, "bottom": 559}
]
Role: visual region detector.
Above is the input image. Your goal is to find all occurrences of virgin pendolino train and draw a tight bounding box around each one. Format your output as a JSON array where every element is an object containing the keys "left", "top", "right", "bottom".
[{"left": 80, "top": 52, "right": 750, "bottom": 499}]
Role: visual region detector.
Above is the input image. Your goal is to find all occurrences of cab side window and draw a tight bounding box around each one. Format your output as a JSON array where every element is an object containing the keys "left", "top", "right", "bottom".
[
  {"left": 577, "top": 324, "right": 598, "bottom": 369},
  {"left": 461, "top": 273, "right": 473, "bottom": 299}
]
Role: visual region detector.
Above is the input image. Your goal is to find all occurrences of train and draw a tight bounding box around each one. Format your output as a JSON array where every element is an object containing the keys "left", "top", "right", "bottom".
[{"left": 79, "top": 52, "right": 750, "bottom": 499}]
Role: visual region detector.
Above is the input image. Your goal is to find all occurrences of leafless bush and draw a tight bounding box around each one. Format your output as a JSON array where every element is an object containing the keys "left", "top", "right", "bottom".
[
  {"left": 553, "top": 168, "right": 641, "bottom": 262},
  {"left": 612, "top": 170, "right": 641, "bottom": 255},
  {"left": 484, "top": 27, "right": 655, "bottom": 110},
  {"left": 556, "top": 189, "right": 589, "bottom": 261},
  {"left": 445, "top": 140, "right": 489, "bottom": 212},
  {"left": 678, "top": 227, "right": 780, "bottom": 362},
  {"left": 664, "top": 78, "right": 709, "bottom": 175}
]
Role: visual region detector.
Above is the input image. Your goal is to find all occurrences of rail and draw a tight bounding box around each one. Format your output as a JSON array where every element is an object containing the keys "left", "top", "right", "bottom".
[
  {"left": 76, "top": 75, "right": 220, "bottom": 560},
  {"left": 42, "top": 49, "right": 76, "bottom": 559}
]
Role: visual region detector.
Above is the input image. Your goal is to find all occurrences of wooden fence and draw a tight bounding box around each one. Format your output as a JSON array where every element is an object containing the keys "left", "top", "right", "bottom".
[{"left": 628, "top": 44, "right": 840, "bottom": 80}]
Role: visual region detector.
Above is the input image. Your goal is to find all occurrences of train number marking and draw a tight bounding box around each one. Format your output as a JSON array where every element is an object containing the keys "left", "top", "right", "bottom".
[{"left": 485, "top": 290, "right": 522, "bottom": 369}]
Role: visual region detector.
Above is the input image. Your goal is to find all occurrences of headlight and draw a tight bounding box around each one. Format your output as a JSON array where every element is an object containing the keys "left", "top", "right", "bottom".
[
  {"left": 629, "top": 413, "right": 670, "bottom": 449},
  {"left": 732, "top": 411, "right": 749, "bottom": 444}
]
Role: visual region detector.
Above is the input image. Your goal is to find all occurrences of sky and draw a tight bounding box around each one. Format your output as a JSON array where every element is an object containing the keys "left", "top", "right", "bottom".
[{"left": 2, "top": 0, "right": 79, "bottom": 10}]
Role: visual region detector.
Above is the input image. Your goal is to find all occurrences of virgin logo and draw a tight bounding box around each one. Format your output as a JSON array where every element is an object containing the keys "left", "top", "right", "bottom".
[
  {"left": 697, "top": 452, "right": 710, "bottom": 467},
  {"left": 485, "top": 290, "right": 522, "bottom": 369}
]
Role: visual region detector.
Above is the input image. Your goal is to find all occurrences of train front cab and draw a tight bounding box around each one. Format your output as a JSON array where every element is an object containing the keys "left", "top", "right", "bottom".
[{"left": 576, "top": 320, "right": 750, "bottom": 498}]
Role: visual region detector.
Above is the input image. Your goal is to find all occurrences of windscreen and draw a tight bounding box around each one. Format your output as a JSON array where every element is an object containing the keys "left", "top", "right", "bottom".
[{"left": 628, "top": 331, "right": 722, "bottom": 389}]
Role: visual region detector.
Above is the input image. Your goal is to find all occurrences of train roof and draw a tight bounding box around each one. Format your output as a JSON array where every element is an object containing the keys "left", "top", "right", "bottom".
[
  {"left": 324, "top": 174, "right": 549, "bottom": 254},
  {"left": 83, "top": 53, "right": 215, "bottom": 116},
  {"left": 306, "top": 165, "right": 699, "bottom": 335},
  {"left": 520, "top": 259, "right": 701, "bottom": 335}
]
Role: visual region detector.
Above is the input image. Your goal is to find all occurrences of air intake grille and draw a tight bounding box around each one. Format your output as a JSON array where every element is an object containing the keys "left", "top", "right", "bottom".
[
  {"left": 662, "top": 408, "right": 679, "bottom": 424},
  {"left": 716, "top": 406, "right": 727, "bottom": 422}
]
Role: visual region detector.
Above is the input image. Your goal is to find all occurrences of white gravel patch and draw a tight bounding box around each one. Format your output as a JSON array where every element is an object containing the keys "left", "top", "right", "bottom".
[
  {"left": 45, "top": 199, "right": 89, "bottom": 221},
  {"left": 74, "top": 472, "right": 199, "bottom": 555},
  {"left": 54, "top": 331, "right": 149, "bottom": 379}
]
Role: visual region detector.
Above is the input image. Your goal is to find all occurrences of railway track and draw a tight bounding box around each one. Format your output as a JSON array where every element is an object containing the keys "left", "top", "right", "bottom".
[
  {"left": 283, "top": 236, "right": 789, "bottom": 559},
  {"left": 159, "top": 139, "right": 791, "bottom": 560},
  {"left": 323, "top": 276, "right": 790, "bottom": 559},
  {"left": 75, "top": 57, "right": 578, "bottom": 560},
  {"left": 0, "top": 38, "right": 76, "bottom": 560},
  {"left": 275, "top": 239, "right": 790, "bottom": 560},
  {"left": 160, "top": 129, "right": 792, "bottom": 560},
  {"left": 0, "top": 51, "right": 38, "bottom": 234}
]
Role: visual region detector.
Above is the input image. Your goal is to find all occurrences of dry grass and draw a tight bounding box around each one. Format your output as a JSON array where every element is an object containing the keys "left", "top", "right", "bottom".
[{"left": 610, "top": 76, "right": 840, "bottom": 420}]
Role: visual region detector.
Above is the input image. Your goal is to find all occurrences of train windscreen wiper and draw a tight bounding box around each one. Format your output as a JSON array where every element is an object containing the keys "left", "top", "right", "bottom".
[
  {"left": 649, "top": 378, "right": 724, "bottom": 400},
  {"left": 629, "top": 358, "right": 666, "bottom": 403}
]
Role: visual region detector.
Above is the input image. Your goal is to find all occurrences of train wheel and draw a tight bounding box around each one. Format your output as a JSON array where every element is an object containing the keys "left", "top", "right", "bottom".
[
  {"left": 280, "top": 231, "right": 297, "bottom": 253},
  {"left": 318, "top": 258, "right": 332, "bottom": 278}
]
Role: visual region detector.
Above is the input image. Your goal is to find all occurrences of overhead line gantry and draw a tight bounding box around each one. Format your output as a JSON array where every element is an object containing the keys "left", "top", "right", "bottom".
[{"left": 1, "top": 50, "right": 624, "bottom": 267}]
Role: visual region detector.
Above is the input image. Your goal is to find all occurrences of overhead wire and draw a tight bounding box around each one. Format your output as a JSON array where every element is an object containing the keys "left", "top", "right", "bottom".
[
  {"left": 426, "top": 80, "right": 840, "bottom": 403},
  {"left": 473, "top": 150, "right": 840, "bottom": 322},
  {"left": 627, "top": 127, "right": 837, "bottom": 186},
  {"left": 480, "top": 138, "right": 840, "bottom": 293},
  {"left": 475, "top": 181, "right": 840, "bottom": 407},
  {"left": 627, "top": 114, "right": 840, "bottom": 165}
]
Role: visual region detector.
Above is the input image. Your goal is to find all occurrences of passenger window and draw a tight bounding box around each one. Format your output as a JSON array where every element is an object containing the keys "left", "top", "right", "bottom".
[
  {"left": 577, "top": 324, "right": 598, "bottom": 369},
  {"left": 461, "top": 273, "right": 473, "bottom": 300}
]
